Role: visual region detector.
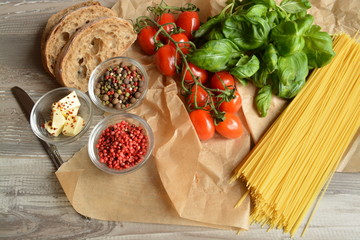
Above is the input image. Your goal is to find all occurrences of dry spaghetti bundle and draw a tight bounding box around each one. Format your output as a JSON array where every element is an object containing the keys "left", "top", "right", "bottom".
[{"left": 231, "top": 34, "right": 360, "bottom": 236}]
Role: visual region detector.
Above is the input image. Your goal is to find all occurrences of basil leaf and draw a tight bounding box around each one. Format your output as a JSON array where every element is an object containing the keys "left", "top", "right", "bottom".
[
  {"left": 275, "top": 7, "right": 287, "bottom": 21},
  {"left": 276, "top": 76, "right": 306, "bottom": 99},
  {"left": 303, "top": 25, "right": 335, "bottom": 69},
  {"left": 271, "top": 21, "right": 304, "bottom": 56},
  {"left": 267, "top": 10, "right": 278, "bottom": 28},
  {"left": 271, "top": 15, "right": 313, "bottom": 56},
  {"left": 232, "top": 0, "right": 256, "bottom": 10},
  {"left": 289, "top": 10, "right": 307, "bottom": 20},
  {"left": 222, "top": 15, "right": 270, "bottom": 50},
  {"left": 255, "top": 85, "right": 272, "bottom": 117},
  {"left": 296, "top": 14, "right": 314, "bottom": 35},
  {"left": 263, "top": 43, "right": 278, "bottom": 73},
  {"left": 253, "top": 0, "right": 276, "bottom": 8},
  {"left": 187, "top": 39, "right": 242, "bottom": 72},
  {"left": 246, "top": 4, "right": 268, "bottom": 17},
  {"left": 206, "top": 27, "right": 225, "bottom": 40},
  {"left": 194, "top": 14, "right": 224, "bottom": 38},
  {"left": 230, "top": 55, "right": 260, "bottom": 84},
  {"left": 252, "top": 60, "right": 269, "bottom": 88},
  {"left": 275, "top": 51, "right": 308, "bottom": 98},
  {"left": 280, "top": 0, "right": 311, "bottom": 14}
]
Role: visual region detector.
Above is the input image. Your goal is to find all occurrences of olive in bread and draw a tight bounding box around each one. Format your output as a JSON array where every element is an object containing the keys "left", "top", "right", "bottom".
[
  {"left": 41, "top": 1, "right": 100, "bottom": 70},
  {"left": 55, "top": 17, "right": 137, "bottom": 92},
  {"left": 43, "top": 5, "right": 116, "bottom": 76}
]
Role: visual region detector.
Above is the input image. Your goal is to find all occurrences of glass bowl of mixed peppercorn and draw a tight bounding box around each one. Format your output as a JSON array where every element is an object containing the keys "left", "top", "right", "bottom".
[
  {"left": 88, "top": 113, "right": 154, "bottom": 174},
  {"left": 88, "top": 56, "right": 149, "bottom": 113}
]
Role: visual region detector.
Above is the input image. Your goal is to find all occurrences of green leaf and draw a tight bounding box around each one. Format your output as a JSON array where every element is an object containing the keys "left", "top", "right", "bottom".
[
  {"left": 289, "top": 10, "right": 307, "bottom": 20},
  {"left": 274, "top": 51, "right": 308, "bottom": 98},
  {"left": 194, "top": 14, "right": 224, "bottom": 38},
  {"left": 303, "top": 25, "right": 335, "bottom": 69},
  {"left": 280, "top": 0, "right": 311, "bottom": 14},
  {"left": 270, "top": 15, "right": 312, "bottom": 56},
  {"left": 253, "top": 0, "right": 276, "bottom": 8},
  {"left": 275, "top": 7, "right": 287, "bottom": 21},
  {"left": 222, "top": 15, "right": 270, "bottom": 50},
  {"left": 255, "top": 85, "right": 272, "bottom": 117},
  {"left": 231, "top": 0, "right": 254, "bottom": 9},
  {"left": 271, "top": 20, "right": 305, "bottom": 55},
  {"left": 206, "top": 27, "right": 225, "bottom": 40},
  {"left": 263, "top": 43, "right": 278, "bottom": 72},
  {"left": 267, "top": 10, "right": 278, "bottom": 28},
  {"left": 246, "top": 4, "right": 268, "bottom": 17},
  {"left": 296, "top": 14, "right": 314, "bottom": 35},
  {"left": 187, "top": 39, "right": 242, "bottom": 72},
  {"left": 271, "top": 15, "right": 313, "bottom": 56},
  {"left": 252, "top": 60, "right": 270, "bottom": 88},
  {"left": 230, "top": 55, "right": 260, "bottom": 84}
]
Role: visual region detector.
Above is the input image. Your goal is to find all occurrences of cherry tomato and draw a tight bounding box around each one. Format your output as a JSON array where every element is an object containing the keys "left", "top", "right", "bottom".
[
  {"left": 219, "top": 90, "right": 242, "bottom": 113},
  {"left": 137, "top": 26, "right": 159, "bottom": 55},
  {"left": 189, "top": 109, "right": 215, "bottom": 141},
  {"left": 210, "top": 71, "right": 235, "bottom": 91},
  {"left": 187, "top": 85, "right": 209, "bottom": 108},
  {"left": 182, "top": 63, "right": 209, "bottom": 85},
  {"left": 215, "top": 113, "right": 243, "bottom": 139},
  {"left": 169, "top": 33, "right": 190, "bottom": 54},
  {"left": 157, "top": 13, "right": 176, "bottom": 41},
  {"left": 176, "top": 11, "right": 200, "bottom": 39},
  {"left": 154, "top": 44, "right": 177, "bottom": 77}
]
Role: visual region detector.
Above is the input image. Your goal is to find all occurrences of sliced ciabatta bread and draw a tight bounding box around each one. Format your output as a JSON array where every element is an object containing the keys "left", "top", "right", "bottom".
[
  {"left": 43, "top": 5, "right": 116, "bottom": 76},
  {"left": 41, "top": 1, "right": 100, "bottom": 56},
  {"left": 55, "top": 17, "right": 137, "bottom": 92}
]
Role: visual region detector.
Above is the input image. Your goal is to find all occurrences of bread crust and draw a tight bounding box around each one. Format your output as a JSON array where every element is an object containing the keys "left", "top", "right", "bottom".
[
  {"left": 43, "top": 5, "right": 116, "bottom": 76},
  {"left": 41, "top": 1, "right": 101, "bottom": 76},
  {"left": 55, "top": 17, "right": 137, "bottom": 92}
]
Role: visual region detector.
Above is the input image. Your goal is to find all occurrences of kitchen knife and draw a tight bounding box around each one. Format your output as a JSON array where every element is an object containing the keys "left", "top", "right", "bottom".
[
  {"left": 11, "top": 86, "right": 63, "bottom": 170},
  {"left": 11, "top": 86, "right": 92, "bottom": 220}
]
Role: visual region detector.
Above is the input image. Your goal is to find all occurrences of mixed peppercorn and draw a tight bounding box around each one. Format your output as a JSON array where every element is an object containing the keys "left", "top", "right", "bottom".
[
  {"left": 94, "top": 63, "right": 145, "bottom": 110},
  {"left": 96, "top": 120, "right": 149, "bottom": 170}
]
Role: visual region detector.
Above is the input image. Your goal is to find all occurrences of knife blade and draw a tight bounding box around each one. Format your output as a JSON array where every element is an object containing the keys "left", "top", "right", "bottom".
[{"left": 11, "top": 86, "right": 63, "bottom": 170}]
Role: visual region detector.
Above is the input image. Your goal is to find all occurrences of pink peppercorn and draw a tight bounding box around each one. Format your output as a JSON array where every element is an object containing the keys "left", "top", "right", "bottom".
[{"left": 96, "top": 120, "right": 148, "bottom": 170}]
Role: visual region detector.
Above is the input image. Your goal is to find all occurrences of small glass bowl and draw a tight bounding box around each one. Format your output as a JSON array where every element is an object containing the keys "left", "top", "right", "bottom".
[
  {"left": 88, "top": 113, "right": 154, "bottom": 175},
  {"left": 30, "top": 87, "right": 93, "bottom": 145},
  {"left": 88, "top": 56, "right": 149, "bottom": 113}
]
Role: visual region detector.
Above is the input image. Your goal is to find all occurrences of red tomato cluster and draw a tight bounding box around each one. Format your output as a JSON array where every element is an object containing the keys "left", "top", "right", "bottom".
[
  {"left": 137, "top": 11, "right": 200, "bottom": 77},
  {"left": 136, "top": 9, "right": 244, "bottom": 141},
  {"left": 189, "top": 71, "right": 244, "bottom": 141}
]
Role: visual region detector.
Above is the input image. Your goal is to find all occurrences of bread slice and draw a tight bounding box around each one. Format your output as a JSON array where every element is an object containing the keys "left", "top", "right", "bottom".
[
  {"left": 41, "top": 1, "right": 100, "bottom": 63},
  {"left": 43, "top": 5, "right": 116, "bottom": 76},
  {"left": 55, "top": 17, "right": 137, "bottom": 92}
]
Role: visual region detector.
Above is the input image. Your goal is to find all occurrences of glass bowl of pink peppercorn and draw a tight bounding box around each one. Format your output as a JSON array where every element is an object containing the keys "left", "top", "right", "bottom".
[
  {"left": 88, "top": 113, "right": 154, "bottom": 174},
  {"left": 88, "top": 56, "right": 149, "bottom": 113}
]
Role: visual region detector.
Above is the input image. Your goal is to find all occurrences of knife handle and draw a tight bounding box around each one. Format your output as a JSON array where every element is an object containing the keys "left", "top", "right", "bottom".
[{"left": 39, "top": 140, "right": 63, "bottom": 169}]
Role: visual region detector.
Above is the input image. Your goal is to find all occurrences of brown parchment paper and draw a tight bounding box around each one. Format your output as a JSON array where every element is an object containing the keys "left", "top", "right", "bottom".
[
  {"left": 56, "top": 0, "right": 360, "bottom": 229},
  {"left": 56, "top": 36, "right": 251, "bottom": 229}
]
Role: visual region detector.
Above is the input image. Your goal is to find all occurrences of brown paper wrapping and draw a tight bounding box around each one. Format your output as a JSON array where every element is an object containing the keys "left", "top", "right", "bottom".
[
  {"left": 56, "top": 39, "right": 251, "bottom": 229},
  {"left": 56, "top": 0, "right": 360, "bottom": 229}
]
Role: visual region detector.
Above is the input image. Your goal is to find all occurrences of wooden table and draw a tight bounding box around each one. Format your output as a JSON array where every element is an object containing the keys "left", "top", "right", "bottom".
[{"left": 1, "top": 1, "right": 359, "bottom": 239}]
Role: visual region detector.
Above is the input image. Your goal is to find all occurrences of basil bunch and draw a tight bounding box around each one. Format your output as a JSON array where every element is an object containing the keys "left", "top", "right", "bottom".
[{"left": 188, "top": 0, "right": 335, "bottom": 117}]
